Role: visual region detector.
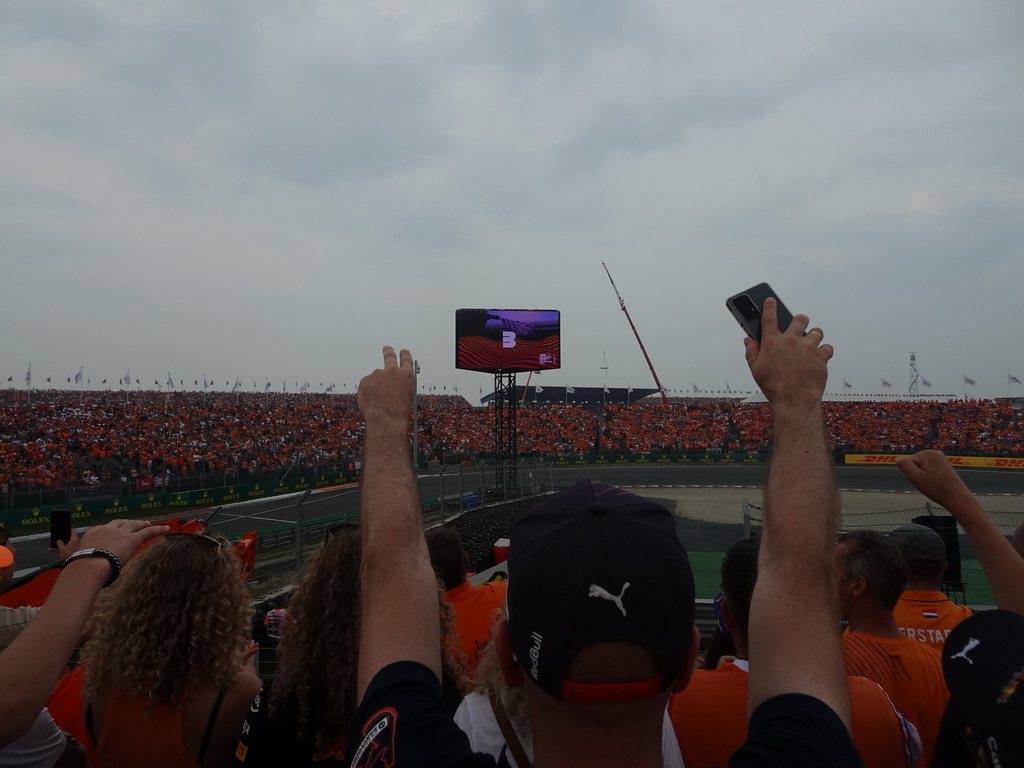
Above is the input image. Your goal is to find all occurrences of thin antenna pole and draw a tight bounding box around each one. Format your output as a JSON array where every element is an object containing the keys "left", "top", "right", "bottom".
[{"left": 602, "top": 262, "right": 668, "bottom": 404}]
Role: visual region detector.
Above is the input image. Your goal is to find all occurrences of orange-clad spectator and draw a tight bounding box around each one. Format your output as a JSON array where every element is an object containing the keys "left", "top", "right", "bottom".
[
  {"left": 671, "top": 538, "right": 921, "bottom": 768},
  {"left": 425, "top": 527, "right": 507, "bottom": 687},
  {"left": 889, "top": 523, "right": 973, "bottom": 650},
  {"left": 1, "top": 391, "right": 1022, "bottom": 496},
  {"left": 836, "top": 530, "right": 948, "bottom": 768}
]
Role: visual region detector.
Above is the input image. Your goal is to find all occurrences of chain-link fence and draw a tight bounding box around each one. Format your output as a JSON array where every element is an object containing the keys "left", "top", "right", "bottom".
[{"left": 744, "top": 500, "right": 1023, "bottom": 607}]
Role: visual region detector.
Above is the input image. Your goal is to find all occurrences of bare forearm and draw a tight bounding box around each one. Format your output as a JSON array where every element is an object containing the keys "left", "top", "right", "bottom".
[
  {"left": 356, "top": 347, "right": 441, "bottom": 698},
  {"left": 947, "top": 495, "right": 1024, "bottom": 614},
  {"left": 360, "top": 425, "right": 421, "bottom": 555},
  {"left": 0, "top": 558, "right": 108, "bottom": 746},
  {"left": 764, "top": 403, "right": 839, "bottom": 554},
  {"left": 750, "top": 402, "right": 848, "bottom": 725}
]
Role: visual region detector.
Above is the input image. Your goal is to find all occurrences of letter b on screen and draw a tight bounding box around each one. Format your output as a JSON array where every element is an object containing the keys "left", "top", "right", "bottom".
[{"left": 502, "top": 331, "right": 517, "bottom": 348}]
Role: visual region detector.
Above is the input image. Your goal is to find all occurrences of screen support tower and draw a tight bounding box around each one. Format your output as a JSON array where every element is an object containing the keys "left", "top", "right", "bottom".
[
  {"left": 908, "top": 352, "right": 920, "bottom": 397},
  {"left": 493, "top": 372, "right": 518, "bottom": 492}
]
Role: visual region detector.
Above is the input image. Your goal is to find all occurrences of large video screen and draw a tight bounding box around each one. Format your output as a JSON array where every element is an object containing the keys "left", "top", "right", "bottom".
[{"left": 455, "top": 309, "right": 561, "bottom": 373}]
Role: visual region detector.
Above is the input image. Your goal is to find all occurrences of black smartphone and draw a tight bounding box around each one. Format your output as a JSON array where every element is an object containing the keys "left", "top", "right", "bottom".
[
  {"left": 726, "top": 283, "right": 794, "bottom": 341},
  {"left": 50, "top": 509, "right": 72, "bottom": 550}
]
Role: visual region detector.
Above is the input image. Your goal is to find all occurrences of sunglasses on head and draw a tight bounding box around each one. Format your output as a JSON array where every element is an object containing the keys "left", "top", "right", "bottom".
[{"left": 165, "top": 531, "right": 225, "bottom": 548}]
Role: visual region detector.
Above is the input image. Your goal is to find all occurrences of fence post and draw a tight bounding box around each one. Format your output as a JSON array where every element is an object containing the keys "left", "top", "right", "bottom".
[
  {"left": 742, "top": 498, "right": 751, "bottom": 540},
  {"left": 439, "top": 471, "right": 446, "bottom": 525},
  {"left": 458, "top": 467, "right": 464, "bottom": 512},
  {"left": 295, "top": 488, "right": 312, "bottom": 569}
]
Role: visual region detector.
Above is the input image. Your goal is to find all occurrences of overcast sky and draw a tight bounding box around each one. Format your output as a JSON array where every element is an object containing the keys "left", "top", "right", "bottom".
[{"left": 2, "top": 1, "right": 1022, "bottom": 402}]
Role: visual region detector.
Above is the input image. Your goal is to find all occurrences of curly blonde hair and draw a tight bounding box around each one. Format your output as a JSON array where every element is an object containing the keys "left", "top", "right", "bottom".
[
  {"left": 473, "top": 605, "right": 529, "bottom": 745},
  {"left": 82, "top": 534, "right": 252, "bottom": 706}
]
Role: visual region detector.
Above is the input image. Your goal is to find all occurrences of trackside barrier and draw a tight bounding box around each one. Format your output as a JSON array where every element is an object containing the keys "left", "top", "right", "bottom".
[{"left": 0, "top": 468, "right": 362, "bottom": 535}]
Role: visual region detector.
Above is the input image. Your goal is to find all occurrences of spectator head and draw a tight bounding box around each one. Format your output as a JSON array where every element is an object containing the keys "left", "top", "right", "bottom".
[
  {"left": 271, "top": 526, "right": 363, "bottom": 746},
  {"left": 835, "top": 530, "right": 908, "bottom": 616},
  {"left": 497, "top": 479, "right": 698, "bottom": 710},
  {"left": 889, "top": 523, "right": 947, "bottom": 590},
  {"left": 425, "top": 527, "right": 469, "bottom": 591},
  {"left": 718, "top": 537, "right": 760, "bottom": 655},
  {"left": 938, "top": 610, "right": 1024, "bottom": 768},
  {"left": 82, "top": 532, "right": 252, "bottom": 706}
]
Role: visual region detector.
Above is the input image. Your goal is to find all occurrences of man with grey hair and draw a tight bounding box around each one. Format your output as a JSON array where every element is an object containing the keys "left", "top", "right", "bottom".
[{"left": 836, "top": 529, "right": 946, "bottom": 768}]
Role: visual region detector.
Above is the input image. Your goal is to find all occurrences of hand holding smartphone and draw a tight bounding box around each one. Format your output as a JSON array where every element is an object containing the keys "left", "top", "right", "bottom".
[
  {"left": 50, "top": 509, "right": 72, "bottom": 550},
  {"left": 726, "top": 283, "right": 794, "bottom": 341}
]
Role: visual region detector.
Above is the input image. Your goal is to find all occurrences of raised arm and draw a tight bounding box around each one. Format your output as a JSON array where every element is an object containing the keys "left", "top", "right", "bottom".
[
  {"left": 0, "top": 519, "right": 167, "bottom": 746},
  {"left": 356, "top": 346, "right": 441, "bottom": 701},
  {"left": 743, "top": 298, "right": 850, "bottom": 728},
  {"left": 896, "top": 449, "right": 1024, "bottom": 615}
]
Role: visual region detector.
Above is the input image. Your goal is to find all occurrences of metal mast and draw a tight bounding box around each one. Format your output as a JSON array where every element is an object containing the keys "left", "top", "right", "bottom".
[
  {"left": 601, "top": 262, "right": 668, "bottom": 404},
  {"left": 908, "top": 352, "right": 920, "bottom": 397}
]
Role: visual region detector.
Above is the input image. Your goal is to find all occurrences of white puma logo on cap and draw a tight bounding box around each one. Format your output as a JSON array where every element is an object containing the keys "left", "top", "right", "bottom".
[
  {"left": 950, "top": 637, "right": 980, "bottom": 665},
  {"left": 589, "top": 582, "right": 630, "bottom": 617}
]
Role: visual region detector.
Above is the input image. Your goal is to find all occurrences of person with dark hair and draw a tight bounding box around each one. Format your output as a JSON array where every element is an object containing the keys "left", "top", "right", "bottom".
[
  {"left": 234, "top": 526, "right": 468, "bottom": 766},
  {"left": 670, "top": 537, "right": 921, "bottom": 768},
  {"left": 890, "top": 523, "right": 972, "bottom": 650},
  {"left": 425, "top": 527, "right": 507, "bottom": 685},
  {"left": 836, "top": 529, "right": 947, "bottom": 767},
  {"left": 348, "top": 298, "right": 860, "bottom": 768},
  {"left": 233, "top": 527, "right": 362, "bottom": 766}
]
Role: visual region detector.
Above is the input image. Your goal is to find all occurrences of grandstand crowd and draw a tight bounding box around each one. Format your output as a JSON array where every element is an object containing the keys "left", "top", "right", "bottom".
[
  {"left": 2, "top": 303, "right": 1024, "bottom": 767},
  {"left": 1, "top": 389, "right": 1022, "bottom": 494}
]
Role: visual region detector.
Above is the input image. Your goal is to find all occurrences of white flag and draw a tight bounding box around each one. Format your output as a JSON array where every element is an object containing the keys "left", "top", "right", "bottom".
[
  {"left": 123, "top": 370, "right": 132, "bottom": 387},
  {"left": 567, "top": 386, "right": 575, "bottom": 394},
  {"left": 265, "top": 380, "right": 272, "bottom": 392},
  {"left": 75, "top": 367, "right": 83, "bottom": 384},
  {"left": 603, "top": 384, "right": 610, "bottom": 394},
  {"left": 25, "top": 364, "right": 31, "bottom": 386},
  {"left": 233, "top": 378, "right": 241, "bottom": 393},
  {"left": 167, "top": 373, "right": 174, "bottom": 389},
  {"left": 536, "top": 385, "right": 544, "bottom": 394},
  {"left": 301, "top": 381, "right": 309, "bottom": 393},
  {"left": 627, "top": 386, "right": 634, "bottom": 393}
]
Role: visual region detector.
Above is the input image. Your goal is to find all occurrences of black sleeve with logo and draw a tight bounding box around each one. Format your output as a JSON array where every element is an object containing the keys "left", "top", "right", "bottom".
[
  {"left": 232, "top": 684, "right": 348, "bottom": 767},
  {"left": 348, "top": 662, "right": 496, "bottom": 768},
  {"left": 728, "top": 693, "right": 864, "bottom": 768}
]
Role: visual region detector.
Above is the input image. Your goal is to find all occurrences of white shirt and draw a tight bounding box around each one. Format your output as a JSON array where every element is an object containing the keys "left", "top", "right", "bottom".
[{"left": 454, "top": 691, "right": 685, "bottom": 768}]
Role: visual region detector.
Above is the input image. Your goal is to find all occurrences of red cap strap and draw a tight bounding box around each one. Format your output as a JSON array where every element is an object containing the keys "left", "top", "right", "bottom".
[{"left": 561, "top": 675, "right": 662, "bottom": 703}]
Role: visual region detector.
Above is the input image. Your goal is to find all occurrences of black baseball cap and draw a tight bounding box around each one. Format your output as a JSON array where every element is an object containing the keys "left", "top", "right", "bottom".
[
  {"left": 507, "top": 480, "right": 695, "bottom": 703},
  {"left": 936, "top": 610, "right": 1024, "bottom": 767}
]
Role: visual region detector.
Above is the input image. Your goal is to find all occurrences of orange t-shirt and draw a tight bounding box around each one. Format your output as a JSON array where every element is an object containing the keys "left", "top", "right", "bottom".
[
  {"left": 445, "top": 580, "right": 507, "bottom": 683},
  {"left": 893, "top": 591, "right": 973, "bottom": 650},
  {"left": 842, "top": 632, "right": 947, "bottom": 768},
  {"left": 669, "top": 661, "right": 919, "bottom": 768}
]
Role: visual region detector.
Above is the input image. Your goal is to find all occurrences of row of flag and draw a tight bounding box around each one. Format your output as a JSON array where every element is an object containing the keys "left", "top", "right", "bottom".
[
  {"left": 9, "top": 366, "right": 1024, "bottom": 393},
  {"left": 13, "top": 366, "right": 344, "bottom": 393}
]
